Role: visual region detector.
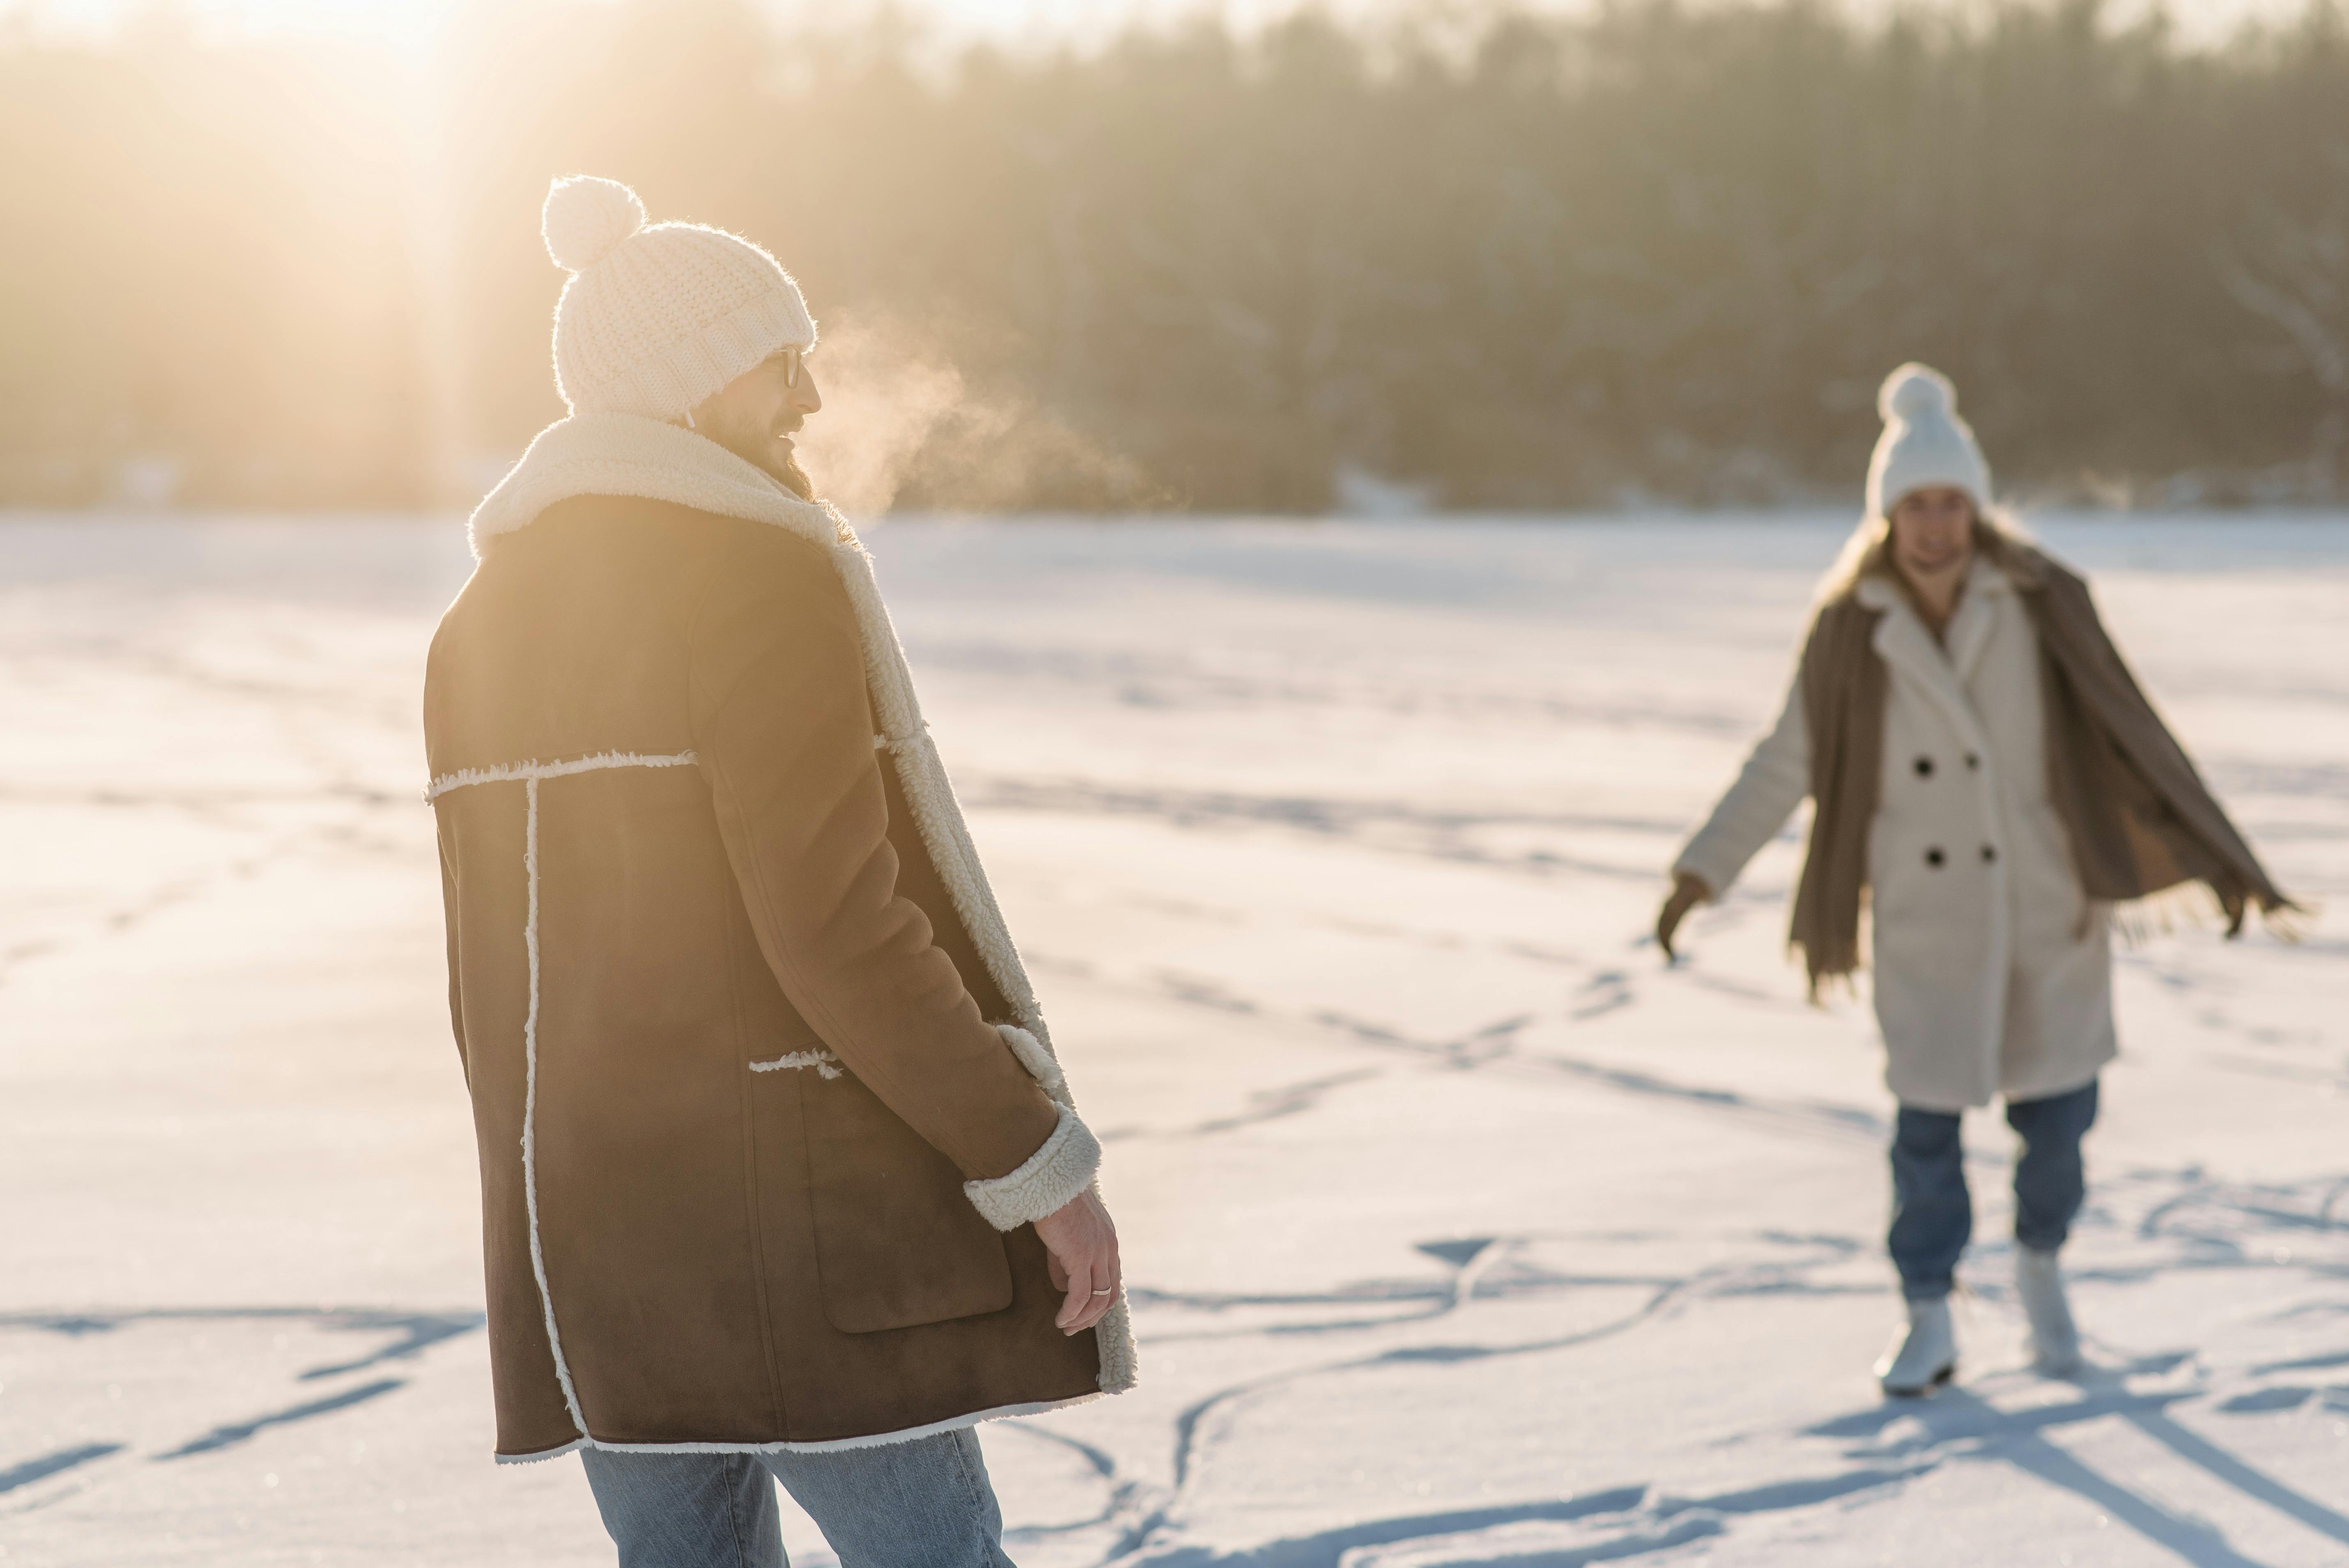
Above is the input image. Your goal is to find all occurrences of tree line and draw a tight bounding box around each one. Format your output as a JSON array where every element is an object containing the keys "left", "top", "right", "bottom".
[{"left": 4, "top": 0, "right": 2346, "bottom": 512}]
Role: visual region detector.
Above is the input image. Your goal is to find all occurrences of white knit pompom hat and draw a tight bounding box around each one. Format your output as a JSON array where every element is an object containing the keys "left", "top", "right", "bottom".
[
  {"left": 1866, "top": 363, "right": 1992, "bottom": 519},
  {"left": 541, "top": 175, "right": 816, "bottom": 419}
]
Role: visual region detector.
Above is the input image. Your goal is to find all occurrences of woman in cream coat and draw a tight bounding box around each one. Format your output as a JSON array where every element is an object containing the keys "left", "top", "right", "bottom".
[{"left": 1659, "top": 365, "right": 2285, "bottom": 1397}]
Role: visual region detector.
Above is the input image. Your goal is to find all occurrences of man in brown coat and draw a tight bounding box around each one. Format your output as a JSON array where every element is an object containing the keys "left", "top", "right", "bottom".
[{"left": 425, "top": 175, "right": 1133, "bottom": 1566}]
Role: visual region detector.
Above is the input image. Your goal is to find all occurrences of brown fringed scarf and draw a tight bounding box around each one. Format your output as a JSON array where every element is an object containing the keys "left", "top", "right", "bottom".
[{"left": 1789, "top": 540, "right": 2293, "bottom": 993}]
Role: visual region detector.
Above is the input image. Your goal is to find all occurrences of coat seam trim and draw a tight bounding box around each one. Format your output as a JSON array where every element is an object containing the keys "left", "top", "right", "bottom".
[
  {"left": 748, "top": 1050, "right": 843, "bottom": 1078},
  {"left": 430, "top": 750, "right": 711, "bottom": 1443},
  {"left": 724, "top": 894, "right": 790, "bottom": 1440},
  {"left": 426, "top": 749, "right": 699, "bottom": 801},
  {"left": 491, "top": 1393, "right": 1104, "bottom": 1463},
  {"left": 519, "top": 777, "right": 590, "bottom": 1439}
]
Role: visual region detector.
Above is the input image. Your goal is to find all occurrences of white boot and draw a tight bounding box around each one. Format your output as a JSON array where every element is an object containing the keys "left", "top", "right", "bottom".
[
  {"left": 2015, "top": 1246, "right": 2081, "bottom": 1376},
  {"left": 1875, "top": 1295, "right": 1956, "bottom": 1397}
]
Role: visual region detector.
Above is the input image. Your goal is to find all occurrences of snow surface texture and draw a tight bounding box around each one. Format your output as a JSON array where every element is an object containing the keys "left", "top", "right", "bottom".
[{"left": 2, "top": 513, "right": 2345, "bottom": 1567}]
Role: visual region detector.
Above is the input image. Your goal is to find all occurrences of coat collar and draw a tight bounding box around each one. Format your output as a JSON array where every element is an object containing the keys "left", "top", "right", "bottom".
[
  {"left": 1852, "top": 557, "right": 2009, "bottom": 664},
  {"left": 1946, "top": 557, "right": 2008, "bottom": 684},
  {"left": 468, "top": 413, "right": 856, "bottom": 561},
  {"left": 1853, "top": 557, "right": 2010, "bottom": 750}
]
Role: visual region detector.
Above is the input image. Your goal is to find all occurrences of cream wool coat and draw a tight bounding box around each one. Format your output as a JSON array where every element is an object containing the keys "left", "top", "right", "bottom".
[{"left": 1677, "top": 557, "right": 2117, "bottom": 1113}]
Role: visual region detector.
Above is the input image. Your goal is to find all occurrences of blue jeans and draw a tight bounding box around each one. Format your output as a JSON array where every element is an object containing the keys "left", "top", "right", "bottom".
[
  {"left": 579, "top": 1428, "right": 1015, "bottom": 1568},
  {"left": 1889, "top": 1078, "right": 2098, "bottom": 1302}
]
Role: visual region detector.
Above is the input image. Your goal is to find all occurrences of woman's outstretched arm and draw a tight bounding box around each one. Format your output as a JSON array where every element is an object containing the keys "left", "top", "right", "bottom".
[{"left": 1658, "top": 671, "right": 1811, "bottom": 957}]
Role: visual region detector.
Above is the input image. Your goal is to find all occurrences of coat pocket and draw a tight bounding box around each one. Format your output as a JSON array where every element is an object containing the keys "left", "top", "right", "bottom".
[{"left": 799, "top": 1071, "right": 1014, "bottom": 1334}]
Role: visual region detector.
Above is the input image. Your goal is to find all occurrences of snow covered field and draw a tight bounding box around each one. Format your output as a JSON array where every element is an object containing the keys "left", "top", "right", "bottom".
[{"left": 2, "top": 511, "right": 2346, "bottom": 1567}]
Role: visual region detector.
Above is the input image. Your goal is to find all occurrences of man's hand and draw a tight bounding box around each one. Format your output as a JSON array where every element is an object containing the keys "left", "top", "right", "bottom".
[
  {"left": 1656, "top": 871, "right": 1712, "bottom": 961},
  {"left": 1033, "top": 1186, "right": 1122, "bottom": 1336}
]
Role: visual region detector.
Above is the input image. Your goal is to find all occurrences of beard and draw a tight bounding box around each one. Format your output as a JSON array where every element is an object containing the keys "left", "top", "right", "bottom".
[
  {"left": 698, "top": 416, "right": 816, "bottom": 501},
  {"left": 768, "top": 447, "right": 815, "bottom": 500}
]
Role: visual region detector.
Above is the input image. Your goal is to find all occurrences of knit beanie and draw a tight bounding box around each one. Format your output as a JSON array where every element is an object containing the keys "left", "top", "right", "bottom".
[
  {"left": 541, "top": 175, "right": 816, "bottom": 419},
  {"left": 1866, "top": 363, "right": 1992, "bottom": 519}
]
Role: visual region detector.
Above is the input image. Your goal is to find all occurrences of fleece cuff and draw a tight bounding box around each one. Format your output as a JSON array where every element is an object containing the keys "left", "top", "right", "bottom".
[{"left": 964, "top": 1106, "right": 1100, "bottom": 1231}]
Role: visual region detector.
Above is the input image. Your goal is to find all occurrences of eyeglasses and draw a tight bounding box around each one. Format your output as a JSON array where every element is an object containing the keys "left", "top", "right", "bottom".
[{"left": 768, "top": 345, "right": 806, "bottom": 387}]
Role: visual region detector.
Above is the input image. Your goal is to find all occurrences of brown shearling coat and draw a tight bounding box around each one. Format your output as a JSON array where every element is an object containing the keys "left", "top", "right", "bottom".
[{"left": 425, "top": 494, "right": 1103, "bottom": 1461}]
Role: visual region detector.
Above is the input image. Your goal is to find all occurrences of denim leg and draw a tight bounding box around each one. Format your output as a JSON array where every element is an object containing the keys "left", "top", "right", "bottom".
[
  {"left": 1889, "top": 1104, "right": 1971, "bottom": 1301},
  {"left": 764, "top": 1428, "right": 1013, "bottom": 1568},
  {"left": 2006, "top": 1078, "right": 2100, "bottom": 1254},
  {"left": 579, "top": 1448, "right": 788, "bottom": 1568}
]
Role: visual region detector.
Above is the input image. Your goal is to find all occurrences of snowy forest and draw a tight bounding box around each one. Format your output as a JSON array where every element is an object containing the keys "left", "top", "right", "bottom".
[{"left": 5, "top": 0, "right": 2349, "bottom": 511}]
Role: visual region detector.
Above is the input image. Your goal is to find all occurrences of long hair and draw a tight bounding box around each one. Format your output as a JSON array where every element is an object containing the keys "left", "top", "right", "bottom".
[{"left": 1813, "top": 502, "right": 2043, "bottom": 609}]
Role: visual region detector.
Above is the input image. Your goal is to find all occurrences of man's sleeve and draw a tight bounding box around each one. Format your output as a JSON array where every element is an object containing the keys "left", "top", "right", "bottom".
[{"left": 687, "top": 531, "right": 1097, "bottom": 1228}]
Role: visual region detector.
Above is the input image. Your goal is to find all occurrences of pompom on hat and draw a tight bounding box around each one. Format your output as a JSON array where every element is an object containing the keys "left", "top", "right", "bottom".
[
  {"left": 1866, "top": 362, "right": 1992, "bottom": 519},
  {"left": 541, "top": 175, "right": 815, "bottom": 419}
]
